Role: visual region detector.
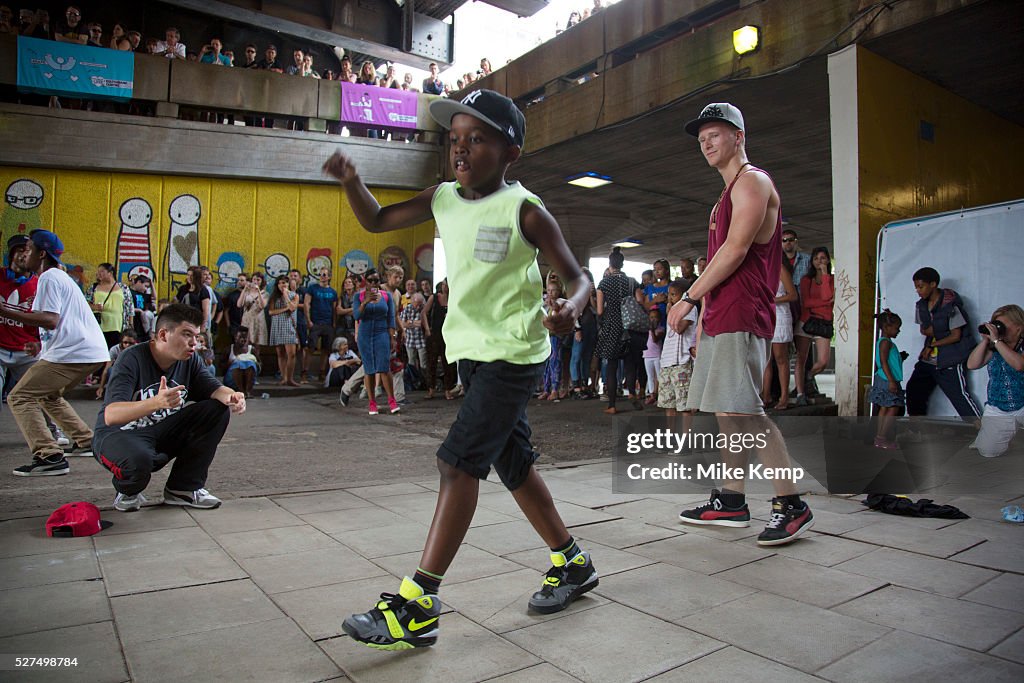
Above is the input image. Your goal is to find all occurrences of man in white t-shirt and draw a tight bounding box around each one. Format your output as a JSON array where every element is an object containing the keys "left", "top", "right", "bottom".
[{"left": 2, "top": 231, "right": 109, "bottom": 477}]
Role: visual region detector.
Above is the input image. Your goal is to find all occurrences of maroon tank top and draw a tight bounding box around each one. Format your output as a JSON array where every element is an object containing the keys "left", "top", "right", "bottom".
[{"left": 701, "top": 166, "right": 782, "bottom": 340}]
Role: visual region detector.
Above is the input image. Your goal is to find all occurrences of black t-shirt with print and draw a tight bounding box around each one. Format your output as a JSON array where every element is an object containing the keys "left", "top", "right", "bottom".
[{"left": 94, "top": 342, "right": 222, "bottom": 445}]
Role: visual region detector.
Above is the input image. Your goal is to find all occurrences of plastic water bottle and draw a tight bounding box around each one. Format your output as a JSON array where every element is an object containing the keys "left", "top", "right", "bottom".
[{"left": 261, "top": 393, "right": 270, "bottom": 400}]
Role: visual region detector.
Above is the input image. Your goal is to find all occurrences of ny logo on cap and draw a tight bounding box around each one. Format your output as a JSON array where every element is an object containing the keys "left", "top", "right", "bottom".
[
  {"left": 701, "top": 105, "right": 723, "bottom": 119},
  {"left": 462, "top": 91, "right": 483, "bottom": 105}
]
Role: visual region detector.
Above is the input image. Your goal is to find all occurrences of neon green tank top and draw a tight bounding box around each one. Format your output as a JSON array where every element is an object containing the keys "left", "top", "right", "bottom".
[{"left": 431, "top": 181, "right": 549, "bottom": 365}]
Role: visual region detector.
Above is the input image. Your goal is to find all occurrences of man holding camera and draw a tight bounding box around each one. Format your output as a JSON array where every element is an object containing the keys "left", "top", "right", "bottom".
[{"left": 906, "top": 267, "right": 980, "bottom": 421}]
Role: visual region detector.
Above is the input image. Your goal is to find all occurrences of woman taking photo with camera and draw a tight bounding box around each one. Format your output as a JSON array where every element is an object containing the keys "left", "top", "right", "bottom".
[{"left": 967, "top": 305, "right": 1024, "bottom": 458}]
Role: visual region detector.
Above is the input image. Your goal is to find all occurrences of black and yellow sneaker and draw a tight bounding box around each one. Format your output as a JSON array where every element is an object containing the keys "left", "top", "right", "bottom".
[
  {"left": 528, "top": 550, "right": 598, "bottom": 614},
  {"left": 342, "top": 577, "right": 441, "bottom": 650}
]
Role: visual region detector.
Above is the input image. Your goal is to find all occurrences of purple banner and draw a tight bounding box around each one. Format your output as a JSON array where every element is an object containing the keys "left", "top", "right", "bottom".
[{"left": 340, "top": 82, "right": 418, "bottom": 130}]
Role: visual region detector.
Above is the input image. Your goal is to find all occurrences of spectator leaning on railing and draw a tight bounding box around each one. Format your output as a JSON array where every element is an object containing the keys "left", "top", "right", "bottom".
[
  {"left": 85, "top": 21, "right": 102, "bottom": 47},
  {"left": 286, "top": 49, "right": 304, "bottom": 75},
  {"left": 54, "top": 5, "right": 86, "bottom": 44},
  {"left": 155, "top": 27, "right": 186, "bottom": 59},
  {"left": 199, "top": 38, "right": 231, "bottom": 66},
  {"left": 257, "top": 45, "right": 283, "bottom": 72},
  {"left": 19, "top": 9, "right": 51, "bottom": 39},
  {"left": 240, "top": 44, "right": 259, "bottom": 68}
]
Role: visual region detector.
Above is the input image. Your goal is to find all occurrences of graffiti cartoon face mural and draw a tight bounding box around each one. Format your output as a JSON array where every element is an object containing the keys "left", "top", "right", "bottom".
[
  {"left": 216, "top": 252, "right": 245, "bottom": 292},
  {"left": 304, "top": 248, "right": 332, "bottom": 287},
  {"left": 414, "top": 243, "right": 434, "bottom": 283},
  {"left": 378, "top": 245, "right": 409, "bottom": 276},
  {"left": 167, "top": 194, "right": 201, "bottom": 275},
  {"left": 2, "top": 179, "right": 44, "bottom": 264},
  {"left": 263, "top": 252, "right": 290, "bottom": 292},
  {"left": 115, "top": 197, "right": 154, "bottom": 282},
  {"left": 343, "top": 249, "right": 371, "bottom": 279}
]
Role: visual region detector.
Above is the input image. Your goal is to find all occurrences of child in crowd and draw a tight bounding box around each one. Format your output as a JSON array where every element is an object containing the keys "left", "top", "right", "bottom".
[
  {"left": 539, "top": 278, "right": 565, "bottom": 401},
  {"left": 323, "top": 89, "right": 596, "bottom": 650},
  {"left": 658, "top": 280, "right": 697, "bottom": 419},
  {"left": 326, "top": 336, "right": 360, "bottom": 388},
  {"left": 869, "top": 309, "right": 906, "bottom": 449},
  {"left": 225, "top": 326, "right": 259, "bottom": 398},
  {"left": 196, "top": 331, "right": 216, "bottom": 376},
  {"left": 643, "top": 307, "right": 664, "bottom": 405},
  {"left": 95, "top": 331, "right": 138, "bottom": 399},
  {"left": 129, "top": 275, "right": 156, "bottom": 340}
]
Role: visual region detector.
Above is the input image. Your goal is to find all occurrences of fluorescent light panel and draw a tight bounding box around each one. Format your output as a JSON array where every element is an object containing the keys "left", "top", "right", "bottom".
[
  {"left": 611, "top": 239, "right": 642, "bottom": 248},
  {"left": 566, "top": 172, "right": 613, "bottom": 188}
]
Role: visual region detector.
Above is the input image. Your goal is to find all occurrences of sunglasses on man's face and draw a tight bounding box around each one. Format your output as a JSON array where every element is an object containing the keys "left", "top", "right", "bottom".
[{"left": 782, "top": 237, "right": 797, "bottom": 243}]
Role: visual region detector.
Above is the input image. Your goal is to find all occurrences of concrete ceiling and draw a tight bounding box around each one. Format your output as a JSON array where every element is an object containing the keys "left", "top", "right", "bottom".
[{"left": 510, "top": 57, "right": 833, "bottom": 264}]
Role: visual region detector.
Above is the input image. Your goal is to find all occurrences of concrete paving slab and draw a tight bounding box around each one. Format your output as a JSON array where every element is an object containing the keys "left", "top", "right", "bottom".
[
  {"left": 477, "top": 491, "right": 622, "bottom": 527},
  {"left": 503, "top": 540, "right": 655, "bottom": 577},
  {"left": 0, "top": 621, "right": 127, "bottom": 683},
  {"left": 817, "top": 629, "right": 1024, "bottom": 682},
  {"left": 504, "top": 602, "right": 724, "bottom": 683},
  {"left": 801, "top": 495, "right": 871, "bottom": 514},
  {"left": 188, "top": 497, "right": 305, "bottom": 536},
  {"left": 834, "top": 585, "right": 1024, "bottom": 651},
  {"left": 842, "top": 521, "right": 986, "bottom": 558},
  {"left": 629, "top": 533, "right": 768, "bottom": 575},
  {"left": 834, "top": 547, "right": 1000, "bottom": 597},
  {"left": 950, "top": 538, "right": 1024, "bottom": 573},
  {"left": 0, "top": 516, "right": 94, "bottom": 558},
  {"left": 0, "top": 548, "right": 100, "bottom": 590},
  {"left": 716, "top": 555, "right": 886, "bottom": 609},
  {"left": 463, "top": 520, "right": 549, "bottom": 556},
  {"left": 647, "top": 646, "right": 823, "bottom": 682},
  {"left": 272, "top": 490, "right": 376, "bottom": 515},
  {"left": 759, "top": 531, "right": 877, "bottom": 566},
  {"left": 374, "top": 491, "right": 518, "bottom": 527},
  {"left": 238, "top": 545, "right": 387, "bottom": 594},
  {"left": 0, "top": 580, "right": 110, "bottom": 638},
  {"left": 946, "top": 495, "right": 1017, "bottom": 522},
  {"left": 93, "top": 526, "right": 217, "bottom": 562},
  {"left": 101, "top": 547, "right": 246, "bottom": 597},
  {"left": 678, "top": 592, "right": 890, "bottom": 672},
  {"left": 270, "top": 576, "right": 403, "bottom": 641},
  {"left": 217, "top": 524, "right": 342, "bottom": 560},
  {"left": 320, "top": 612, "right": 540, "bottom": 683},
  {"left": 125, "top": 617, "right": 340, "bottom": 683},
  {"left": 541, "top": 478, "right": 646, "bottom": 508},
  {"left": 484, "top": 662, "right": 583, "bottom": 682},
  {"left": 93, "top": 506, "right": 197, "bottom": 536},
  {"left": 330, "top": 521, "right": 428, "bottom": 558},
  {"left": 571, "top": 518, "right": 682, "bottom": 549},
  {"left": 990, "top": 628, "right": 1024, "bottom": 664},
  {"left": 345, "top": 482, "right": 432, "bottom": 499},
  {"left": 800, "top": 508, "right": 879, "bottom": 535},
  {"left": 414, "top": 477, "right": 508, "bottom": 494},
  {"left": 668, "top": 517, "right": 763, "bottom": 541},
  {"left": 942, "top": 517, "right": 1024, "bottom": 543},
  {"left": 441, "top": 567, "right": 607, "bottom": 634},
  {"left": 960, "top": 573, "right": 1024, "bottom": 612},
  {"left": 593, "top": 562, "right": 756, "bottom": 621},
  {"left": 596, "top": 498, "right": 696, "bottom": 529},
  {"left": 111, "top": 578, "right": 283, "bottom": 645},
  {"left": 374, "top": 544, "right": 522, "bottom": 585},
  {"left": 300, "top": 505, "right": 413, "bottom": 535}
]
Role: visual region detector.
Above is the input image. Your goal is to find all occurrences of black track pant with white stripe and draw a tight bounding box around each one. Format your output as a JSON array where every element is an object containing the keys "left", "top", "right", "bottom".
[{"left": 906, "top": 361, "right": 981, "bottom": 420}]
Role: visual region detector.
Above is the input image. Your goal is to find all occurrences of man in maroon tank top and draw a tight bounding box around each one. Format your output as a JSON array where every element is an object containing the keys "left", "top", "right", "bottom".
[{"left": 667, "top": 103, "right": 814, "bottom": 546}]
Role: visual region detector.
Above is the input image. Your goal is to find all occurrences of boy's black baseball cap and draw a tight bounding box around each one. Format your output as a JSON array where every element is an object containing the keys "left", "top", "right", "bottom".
[{"left": 429, "top": 89, "right": 525, "bottom": 148}]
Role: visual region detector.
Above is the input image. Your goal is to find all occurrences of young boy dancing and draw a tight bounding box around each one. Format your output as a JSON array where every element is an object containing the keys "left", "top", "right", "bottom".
[{"left": 323, "top": 89, "right": 597, "bottom": 650}]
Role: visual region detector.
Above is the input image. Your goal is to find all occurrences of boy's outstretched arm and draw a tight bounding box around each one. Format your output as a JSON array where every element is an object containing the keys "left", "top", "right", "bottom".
[
  {"left": 322, "top": 151, "right": 437, "bottom": 233},
  {"left": 520, "top": 202, "right": 588, "bottom": 336}
]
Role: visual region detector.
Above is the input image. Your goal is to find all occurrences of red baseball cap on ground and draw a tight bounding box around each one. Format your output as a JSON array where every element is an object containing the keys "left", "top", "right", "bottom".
[{"left": 46, "top": 502, "right": 112, "bottom": 537}]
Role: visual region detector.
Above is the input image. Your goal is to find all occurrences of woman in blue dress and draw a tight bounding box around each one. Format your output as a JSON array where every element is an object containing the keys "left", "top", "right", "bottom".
[{"left": 354, "top": 268, "right": 399, "bottom": 415}]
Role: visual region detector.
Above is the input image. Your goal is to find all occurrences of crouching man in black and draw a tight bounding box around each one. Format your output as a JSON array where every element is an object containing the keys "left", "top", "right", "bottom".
[{"left": 94, "top": 303, "right": 246, "bottom": 512}]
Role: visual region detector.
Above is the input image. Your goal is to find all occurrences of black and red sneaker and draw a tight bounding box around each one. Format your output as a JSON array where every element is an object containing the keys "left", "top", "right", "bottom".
[
  {"left": 679, "top": 489, "right": 751, "bottom": 527},
  {"left": 756, "top": 498, "right": 814, "bottom": 546}
]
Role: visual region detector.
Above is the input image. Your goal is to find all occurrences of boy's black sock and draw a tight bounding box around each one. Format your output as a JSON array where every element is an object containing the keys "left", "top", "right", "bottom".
[
  {"left": 719, "top": 489, "right": 746, "bottom": 508},
  {"left": 781, "top": 494, "right": 804, "bottom": 508},
  {"left": 414, "top": 567, "right": 443, "bottom": 595},
  {"left": 552, "top": 536, "right": 581, "bottom": 560}
]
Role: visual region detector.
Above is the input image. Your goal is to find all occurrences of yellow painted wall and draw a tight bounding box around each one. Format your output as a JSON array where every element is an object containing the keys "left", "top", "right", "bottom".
[
  {"left": 854, "top": 46, "right": 1024, "bottom": 405},
  {"left": 0, "top": 168, "right": 436, "bottom": 298}
]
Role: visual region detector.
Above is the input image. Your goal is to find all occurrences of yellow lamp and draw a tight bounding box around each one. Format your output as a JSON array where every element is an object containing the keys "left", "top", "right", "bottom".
[{"left": 733, "top": 25, "right": 760, "bottom": 55}]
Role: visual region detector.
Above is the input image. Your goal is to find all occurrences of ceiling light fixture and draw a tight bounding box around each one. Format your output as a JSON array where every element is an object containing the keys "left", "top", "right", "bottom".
[
  {"left": 566, "top": 172, "right": 613, "bottom": 188},
  {"left": 733, "top": 25, "right": 760, "bottom": 55},
  {"left": 611, "top": 239, "right": 642, "bottom": 249}
]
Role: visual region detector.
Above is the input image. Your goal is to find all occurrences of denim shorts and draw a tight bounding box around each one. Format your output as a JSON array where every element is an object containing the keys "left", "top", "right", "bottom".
[{"left": 437, "top": 360, "right": 544, "bottom": 490}]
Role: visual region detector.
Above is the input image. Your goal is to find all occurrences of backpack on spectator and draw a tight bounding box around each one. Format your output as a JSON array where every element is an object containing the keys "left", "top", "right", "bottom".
[{"left": 621, "top": 277, "right": 648, "bottom": 333}]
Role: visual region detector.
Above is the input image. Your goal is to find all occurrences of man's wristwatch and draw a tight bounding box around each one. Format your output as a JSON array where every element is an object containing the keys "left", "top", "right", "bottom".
[{"left": 683, "top": 291, "right": 699, "bottom": 306}]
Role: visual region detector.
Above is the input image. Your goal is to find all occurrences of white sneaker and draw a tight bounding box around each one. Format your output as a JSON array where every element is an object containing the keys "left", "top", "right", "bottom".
[
  {"left": 114, "top": 492, "right": 148, "bottom": 512},
  {"left": 53, "top": 427, "right": 71, "bottom": 448},
  {"left": 163, "top": 487, "right": 222, "bottom": 509}
]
